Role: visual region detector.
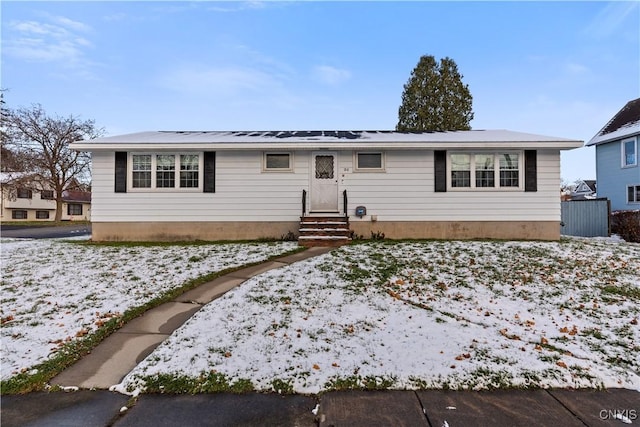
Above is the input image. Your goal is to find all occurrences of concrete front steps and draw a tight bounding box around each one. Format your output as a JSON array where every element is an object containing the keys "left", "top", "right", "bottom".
[{"left": 298, "top": 215, "right": 351, "bottom": 247}]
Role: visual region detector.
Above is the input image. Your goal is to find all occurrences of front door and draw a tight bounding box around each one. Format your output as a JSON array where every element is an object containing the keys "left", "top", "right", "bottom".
[{"left": 310, "top": 152, "right": 338, "bottom": 212}]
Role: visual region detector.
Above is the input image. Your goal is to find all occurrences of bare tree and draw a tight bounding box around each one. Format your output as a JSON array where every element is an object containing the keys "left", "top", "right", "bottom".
[{"left": 4, "top": 104, "right": 103, "bottom": 221}]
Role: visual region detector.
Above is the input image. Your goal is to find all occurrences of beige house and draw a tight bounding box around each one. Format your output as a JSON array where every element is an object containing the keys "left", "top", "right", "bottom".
[
  {"left": 72, "top": 130, "right": 582, "bottom": 244},
  {"left": 0, "top": 173, "right": 91, "bottom": 222}
]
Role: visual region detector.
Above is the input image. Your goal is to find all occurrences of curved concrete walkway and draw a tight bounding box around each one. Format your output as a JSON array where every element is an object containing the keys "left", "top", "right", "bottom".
[{"left": 51, "top": 247, "right": 333, "bottom": 389}]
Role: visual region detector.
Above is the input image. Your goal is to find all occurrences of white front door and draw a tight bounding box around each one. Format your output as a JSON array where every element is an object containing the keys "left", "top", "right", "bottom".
[{"left": 310, "top": 152, "right": 339, "bottom": 212}]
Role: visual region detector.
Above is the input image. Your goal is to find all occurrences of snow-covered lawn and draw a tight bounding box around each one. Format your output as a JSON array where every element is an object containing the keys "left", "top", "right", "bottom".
[
  {"left": 117, "top": 238, "right": 640, "bottom": 395},
  {"left": 0, "top": 238, "right": 297, "bottom": 380}
]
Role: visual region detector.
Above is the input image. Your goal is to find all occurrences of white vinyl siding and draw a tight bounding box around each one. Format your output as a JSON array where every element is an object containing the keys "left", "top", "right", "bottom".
[
  {"left": 90, "top": 149, "right": 561, "bottom": 223},
  {"left": 92, "top": 151, "right": 308, "bottom": 222},
  {"left": 340, "top": 149, "right": 560, "bottom": 222}
]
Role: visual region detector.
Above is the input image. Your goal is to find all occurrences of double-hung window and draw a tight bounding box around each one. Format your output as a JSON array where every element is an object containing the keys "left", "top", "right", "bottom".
[
  {"left": 130, "top": 154, "right": 201, "bottom": 190},
  {"left": 451, "top": 154, "right": 471, "bottom": 187},
  {"left": 622, "top": 138, "right": 637, "bottom": 168},
  {"left": 499, "top": 154, "right": 520, "bottom": 187},
  {"left": 448, "top": 152, "right": 521, "bottom": 190},
  {"left": 180, "top": 155, "right": 200, "bottom": 187},
  {"left": 156, "top": 155, "right": 176, "bottom": 188},
  {"left": 132, "top": 155, "right": 152, "bottom": 188},
  {"left": 475, "top": 154, "right": 495, "bottom": 187},
  {"left": 628, "top": 185, "right": 640, "bottom": 203}
]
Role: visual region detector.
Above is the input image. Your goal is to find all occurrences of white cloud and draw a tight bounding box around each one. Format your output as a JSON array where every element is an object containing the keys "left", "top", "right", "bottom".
[
  {"left": 50, "top": 15, "right": 92, "bottom": 33},
  {"left": 563, "top": 61, "right": 590, "bottom": 77},
  {"left": 4, "top": 15, "right": 94, "bottom": 73},
  {"left": 157, "top": 64, "right": 280, "bottom": 97},
  {"left": 584, "top": 2, "right": 639, "bottom": 39},
  {"left": 207, "top": 1, "right": 268, "bottom": 13},
  {"left": 312, "top": 65, "right": 352, "bottom": 85}
]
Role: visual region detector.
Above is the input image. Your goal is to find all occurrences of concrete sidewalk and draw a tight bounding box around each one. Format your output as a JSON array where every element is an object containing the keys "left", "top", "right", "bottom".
[{"left": 2, "top": 388, "right": 638, "bottom": 426}]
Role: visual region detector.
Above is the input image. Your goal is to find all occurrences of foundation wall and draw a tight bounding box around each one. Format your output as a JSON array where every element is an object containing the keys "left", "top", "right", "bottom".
[
  {"left": 91, "top": 221, "right": 300, "bottom": 242},
  {"left": 351, "top": 221, "right": 560, "bottom": 241},
  {"left": 92, "top": 220, "right": 560, "bottom": 242}
]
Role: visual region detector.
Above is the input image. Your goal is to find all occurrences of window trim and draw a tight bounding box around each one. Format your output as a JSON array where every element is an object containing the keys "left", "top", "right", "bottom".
[
  {"left": 262, "top": 152, "right": 294, "bottom": 172},
  {"left": 621, "top": 137, "right": 638, "bottom": 168},
  {"left": 127, "top": 153, "right": 204, "bottom": 192},
  {"left": 36, "top": 210, "right": 50, "bottom": 219},
  {"left": 627, "top": 184, "right": 640, "bottom": 204},
  {"left": 354, "top": 151, "right": 385, "bottom": 172},
  {"left": 446, "top": 151, "right": 524, "bottom": 191}
]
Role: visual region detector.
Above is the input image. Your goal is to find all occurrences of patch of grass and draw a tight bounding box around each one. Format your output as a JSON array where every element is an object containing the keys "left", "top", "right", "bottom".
[
  {"left": 137, "top": 372, "right": 254, "bottom": 394},
  {"left": 0, "top": 246, "right": 303, "bottom": 395},
  {"left": 270, "top": 378, "right": 294, "bottom": 394},
  {"left": 601, "top": 285, "right": 640, "bottom": 300},
  {"left": 324, "top": 375, "right": 396, "bottom": 391}
]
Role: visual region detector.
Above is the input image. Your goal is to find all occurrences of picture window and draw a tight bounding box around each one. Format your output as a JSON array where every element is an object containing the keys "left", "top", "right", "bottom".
[
  {"left": 264, "top": 153, "right": 292, "bottom": 171},
  {"left": 356, "top": 152, "right": 384, "bottom": 170},
  {"left": 448, "top": 152, "right": 522, "bottom": 190},
  {"left": 129, "top": 153, "right": 202, "bottom": 190}
]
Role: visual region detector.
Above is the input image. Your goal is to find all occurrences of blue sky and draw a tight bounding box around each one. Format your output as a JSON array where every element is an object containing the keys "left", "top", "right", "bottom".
[{"left": 2, "top": 1, "right": 638, "bottom": 182}]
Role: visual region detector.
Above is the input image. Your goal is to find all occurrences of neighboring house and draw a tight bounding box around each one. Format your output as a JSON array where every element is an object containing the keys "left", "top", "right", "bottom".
[
  {"left": 71, "top": 129, "right": 582, "bottom": 243},
  {"left": 570, "top": 179, "right": 597, "bottom": 200},
  {"left": 586, "top": 98, "right": 640, "bottom": 211},
  {"left": 0, "top": 173, "right": 91, "bottom": 222},
  {"left": 62, "top": 190, "right": 92, "bottom": 221},
  {"left": 0, "top": 173, "right": 56, "bottom": 221}
]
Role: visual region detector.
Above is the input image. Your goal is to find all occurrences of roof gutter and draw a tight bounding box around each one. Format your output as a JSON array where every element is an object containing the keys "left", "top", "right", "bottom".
[{"left": 72, "top": 141, "right": 584, "bottom": 151}]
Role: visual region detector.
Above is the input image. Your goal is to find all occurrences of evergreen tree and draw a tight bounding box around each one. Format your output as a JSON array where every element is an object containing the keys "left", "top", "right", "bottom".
[{"left": 396, "top": 55, "right": 474, "bottom": 132}]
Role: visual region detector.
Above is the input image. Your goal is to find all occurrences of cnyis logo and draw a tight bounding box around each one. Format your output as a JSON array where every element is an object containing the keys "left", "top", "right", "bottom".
[{"left": 599, "top": 409, "right": 637, "bottom": 423}]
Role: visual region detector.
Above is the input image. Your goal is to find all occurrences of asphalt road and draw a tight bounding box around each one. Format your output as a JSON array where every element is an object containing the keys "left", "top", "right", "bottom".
[{"left": 0, "top": 224, "right": 92, "bottom": 239}]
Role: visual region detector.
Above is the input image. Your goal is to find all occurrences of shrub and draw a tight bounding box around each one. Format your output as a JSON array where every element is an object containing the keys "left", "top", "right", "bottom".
[{"left": 611, "top": 211, "right": 640, "bottom": 243}]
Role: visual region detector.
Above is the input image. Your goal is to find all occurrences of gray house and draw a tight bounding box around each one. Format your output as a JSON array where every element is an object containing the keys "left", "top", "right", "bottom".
[{"left": 586, "top": 98, "right": 640, "bottom": 211}]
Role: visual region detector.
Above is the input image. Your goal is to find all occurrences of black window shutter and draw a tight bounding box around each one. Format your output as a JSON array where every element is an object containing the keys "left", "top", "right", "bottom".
[
  {"left": 203, "top": 152, "right": 216, "bottom": 193},
  {"left": 524, "top": 150, "right": 537, "bottom": 192},
  {"left": 115, "top": 152, "right": 127, "bottom": 193},
  {"left": 434, "top": 150, "right": 447, "bottom": 192}
]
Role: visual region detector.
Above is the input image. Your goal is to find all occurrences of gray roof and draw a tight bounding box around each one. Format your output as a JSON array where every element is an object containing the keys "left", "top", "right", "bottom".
[
  {"left": 587, "top": 98, "right": 640, "bottom": 146},
  {"left": 72, "top": 129, "right": 583, "bottom": 151}
]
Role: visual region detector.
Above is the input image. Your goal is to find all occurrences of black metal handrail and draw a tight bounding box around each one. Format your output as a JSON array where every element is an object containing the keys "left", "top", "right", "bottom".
[
  {"left": 302, "top": 189, "right": 307, "bottom": 216},
  {"left": 343, "top": 189, "right": 348, "bottom": 216}
]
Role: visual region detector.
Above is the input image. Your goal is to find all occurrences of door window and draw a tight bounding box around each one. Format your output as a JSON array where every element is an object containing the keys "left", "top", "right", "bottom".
[{"left": 315, "top": 155, "right": 334, "bottom": 179}]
